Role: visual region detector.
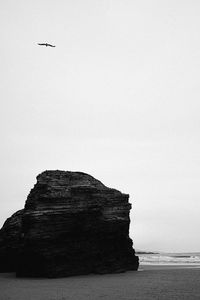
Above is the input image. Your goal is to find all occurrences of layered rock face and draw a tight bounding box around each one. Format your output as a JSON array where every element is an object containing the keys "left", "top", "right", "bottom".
[
  {"left": 0, "top": 170, "right": 139, "bottom": 277},
  {"left": 0, "top": 209, "right": 23, "bottom": 272}
]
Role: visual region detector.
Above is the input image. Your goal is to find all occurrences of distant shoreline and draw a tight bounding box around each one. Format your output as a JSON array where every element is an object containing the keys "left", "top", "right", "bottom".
[
  {"left": 140, "top": 263, "right": 200, "bottom": 270},
  {"left": 136, "top": 251, "right": 159, "bottom": 254}
]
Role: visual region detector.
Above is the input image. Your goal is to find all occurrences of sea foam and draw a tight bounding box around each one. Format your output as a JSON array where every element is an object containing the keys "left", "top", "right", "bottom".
[{"left": 138, "top": 252, "right": 200, "bottom": 265}]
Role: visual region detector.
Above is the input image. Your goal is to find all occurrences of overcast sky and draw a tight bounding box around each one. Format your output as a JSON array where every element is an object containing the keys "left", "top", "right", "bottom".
[{"left": 1, "top": 0, "right": 200, "bottom": 252}]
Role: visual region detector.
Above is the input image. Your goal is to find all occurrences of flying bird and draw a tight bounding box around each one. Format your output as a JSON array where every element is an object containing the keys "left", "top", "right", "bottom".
[{"left": 38, "top": 43, "right": 56, "bottom": 47}]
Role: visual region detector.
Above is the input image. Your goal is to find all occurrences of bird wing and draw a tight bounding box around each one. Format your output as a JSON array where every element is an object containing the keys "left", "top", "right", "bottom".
[
  {"left": 47, "top": 44, "right": 56, "bottom": 47},
  {"left": 38, "top": 43, "right": 46, "bottom": 46}
]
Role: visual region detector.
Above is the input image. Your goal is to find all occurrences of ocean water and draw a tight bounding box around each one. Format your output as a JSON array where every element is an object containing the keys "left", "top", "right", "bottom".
[{"left": 138, "top": 252, "right": 200, "bottom": 266}]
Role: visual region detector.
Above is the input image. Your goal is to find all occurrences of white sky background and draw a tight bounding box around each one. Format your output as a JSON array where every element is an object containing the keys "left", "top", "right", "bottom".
[{"left": 0, "top": 0, "right": 200, "bottom": 252}]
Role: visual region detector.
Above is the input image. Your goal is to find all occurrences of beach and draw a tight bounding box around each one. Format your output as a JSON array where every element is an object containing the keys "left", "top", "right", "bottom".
[{"left": 0, "top": 265, "right": 200, "bottom": 300}]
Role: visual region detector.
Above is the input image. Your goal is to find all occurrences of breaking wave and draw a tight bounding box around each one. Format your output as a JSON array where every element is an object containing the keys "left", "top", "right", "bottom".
[{"left": 138, "top": 252, "right": 200, "bottom": 265}]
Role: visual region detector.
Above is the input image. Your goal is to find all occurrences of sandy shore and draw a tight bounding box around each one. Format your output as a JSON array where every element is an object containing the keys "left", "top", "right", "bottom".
[{"left": 0, "top": 265, "right": 200, "bottom": 300}]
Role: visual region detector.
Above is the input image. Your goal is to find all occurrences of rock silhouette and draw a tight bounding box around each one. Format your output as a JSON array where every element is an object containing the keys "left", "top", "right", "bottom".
[
  {"left": 0, "top": 209, "right": 23, "bottom": 272},
  {"left": 0, "top": 170, "right": 139, "bottom": 277}
]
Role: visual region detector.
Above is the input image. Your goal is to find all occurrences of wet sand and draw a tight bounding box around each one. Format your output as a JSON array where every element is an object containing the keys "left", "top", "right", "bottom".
[{"left": 0, "top": 265, "right": 200, "bottom": 300}]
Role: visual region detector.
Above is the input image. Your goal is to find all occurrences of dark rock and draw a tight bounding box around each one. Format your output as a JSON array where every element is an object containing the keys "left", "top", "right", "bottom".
[
  {"left": 0, "top": 170, "right": 139, "bottom": 277},
  {"left": 0, "top": 209, "right": 24, "bottom": 272}
]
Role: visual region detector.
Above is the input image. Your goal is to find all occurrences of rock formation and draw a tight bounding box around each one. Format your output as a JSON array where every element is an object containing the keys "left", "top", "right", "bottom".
[
  {"left": 0, "top": 170, "right": 139, "bottom": 277},
  {"left": 0, "top": 209, "right": 24, "bottom": 272}
]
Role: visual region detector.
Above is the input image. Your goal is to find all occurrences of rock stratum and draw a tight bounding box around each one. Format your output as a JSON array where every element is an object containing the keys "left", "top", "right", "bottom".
[
  {"left": 0, "top": 170, "right": 139, "bottom": 277},
  {"left": 0, "top": 209, "right": 23, "bottom": 272}
]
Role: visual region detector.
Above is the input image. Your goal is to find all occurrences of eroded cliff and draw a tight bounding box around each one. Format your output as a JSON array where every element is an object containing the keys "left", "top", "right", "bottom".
[{"left": 0, "top": 170, "right": 139, "bottom": 277}]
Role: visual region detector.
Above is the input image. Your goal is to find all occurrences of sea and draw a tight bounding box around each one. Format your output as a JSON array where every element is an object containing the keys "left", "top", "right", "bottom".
[{"left": 137, "top": 252, "right": 200, "bottom": 266}]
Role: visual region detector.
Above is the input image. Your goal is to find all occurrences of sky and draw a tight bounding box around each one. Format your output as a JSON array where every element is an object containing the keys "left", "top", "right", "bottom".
[{"left": 0, "top": 0, "right": 200, "bottom": 252}]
